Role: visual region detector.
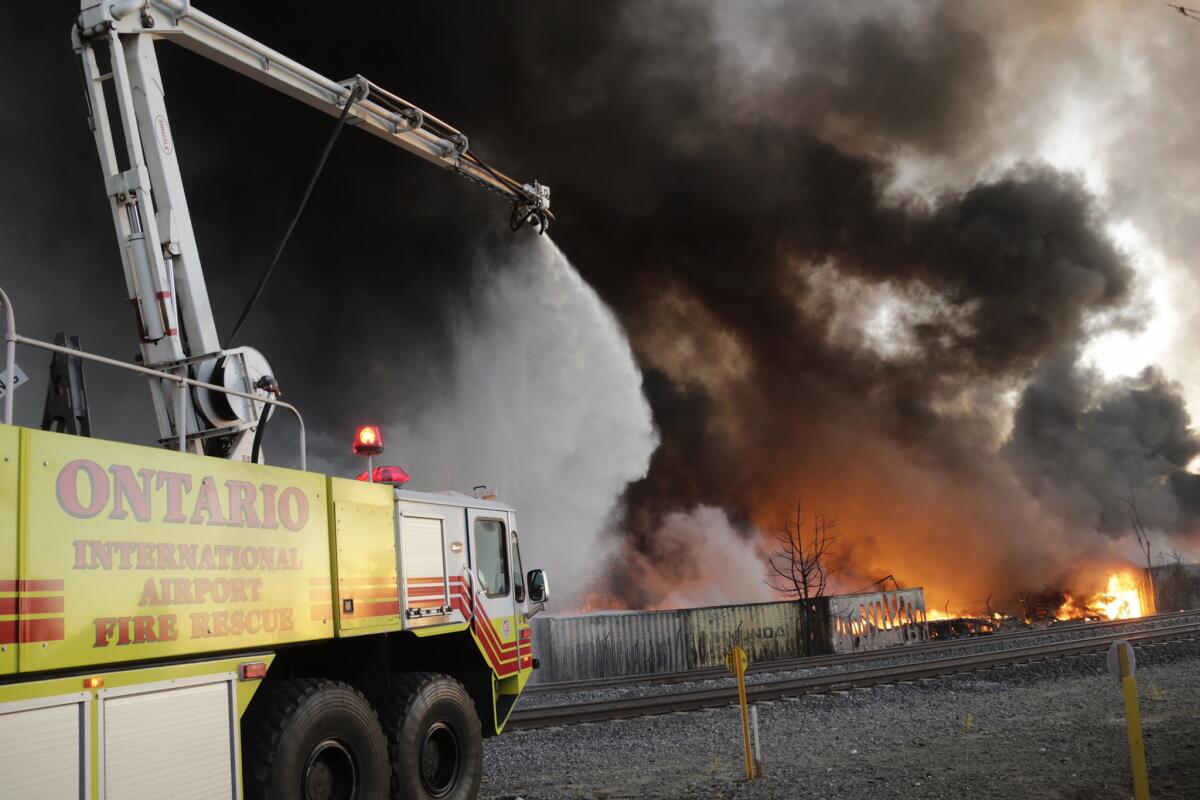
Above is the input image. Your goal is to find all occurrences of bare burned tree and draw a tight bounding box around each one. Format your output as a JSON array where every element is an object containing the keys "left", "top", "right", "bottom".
[{"left": 764, "top": 499, "right": 839, "bottom": 655}]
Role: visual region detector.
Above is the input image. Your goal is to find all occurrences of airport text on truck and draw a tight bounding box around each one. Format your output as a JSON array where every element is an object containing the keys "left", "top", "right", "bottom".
[{"left": 0, "top": 2, "right": 552, "bottom": 798}]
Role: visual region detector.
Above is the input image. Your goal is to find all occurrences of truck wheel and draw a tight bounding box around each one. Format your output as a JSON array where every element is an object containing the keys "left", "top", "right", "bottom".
[
  {"left": 243, "top": 678, "right": 390, "bottom": 800},
  {"left": 381, "top": 672, "right": 482, "bottom": 800}
]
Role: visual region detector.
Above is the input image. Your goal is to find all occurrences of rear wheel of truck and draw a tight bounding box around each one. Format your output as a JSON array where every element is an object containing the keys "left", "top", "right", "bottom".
[
  {"left": 243, "top": 678, "right": 391, "bottom": 800},
  {"left": 381, "top": 672, "right": 482, "bottom": 800}
]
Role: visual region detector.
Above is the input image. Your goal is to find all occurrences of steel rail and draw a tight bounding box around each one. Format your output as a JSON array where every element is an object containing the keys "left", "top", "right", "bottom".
[
  {"left": 524, "top": 609, "right": 1200, "bottom": 696},
  {"left": 509, "top": 619, "right": 1200, "bottom": 729}
]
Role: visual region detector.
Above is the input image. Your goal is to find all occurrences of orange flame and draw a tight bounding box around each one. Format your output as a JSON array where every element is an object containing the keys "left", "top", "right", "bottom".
[{"left": 1056, "top": 572, "right": 1145, "bottom": 621}]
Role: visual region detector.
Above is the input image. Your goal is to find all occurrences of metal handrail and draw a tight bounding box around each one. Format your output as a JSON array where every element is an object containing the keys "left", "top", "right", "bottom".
[
  {"left": 1, "top": 287, "right": 15, "bottom": 428},
  {"left": 0, "top": 286, "right": 306, "bottom": 470}
]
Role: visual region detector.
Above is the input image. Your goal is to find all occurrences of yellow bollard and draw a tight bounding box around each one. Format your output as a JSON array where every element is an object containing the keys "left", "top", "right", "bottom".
[
  {"left": 725, "top": 645, "right": 755, "bottom": 780},
  {"left": 1108, "top": 641, "right": 1150, "bottom": 800}
]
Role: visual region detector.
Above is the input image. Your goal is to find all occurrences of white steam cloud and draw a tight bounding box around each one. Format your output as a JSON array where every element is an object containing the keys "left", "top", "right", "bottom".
[
  {"left": 388, "top": 238, "right": 657, "bottom": 606},
  {"left": 631, "top": 506, "right": 775, "bottom": 610}
]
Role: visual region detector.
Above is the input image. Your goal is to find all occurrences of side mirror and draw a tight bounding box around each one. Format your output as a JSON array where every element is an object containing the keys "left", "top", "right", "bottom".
[{"left": 527, "top": 569, "right": 549, "bottom": 604}]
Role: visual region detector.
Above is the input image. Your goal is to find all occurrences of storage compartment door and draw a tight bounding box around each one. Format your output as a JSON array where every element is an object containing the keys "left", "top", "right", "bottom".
[
  {"left": 0, "top": 692, "right": 90, "bottom": 798},
  {"left": 401, "top": 515, "right": 450, "bottom": 627},
  {"left": 329, "top": 478, "right": 400, "bottom": 634},
  {"left": 101, "top": 675, "right": 239, "bottom": 799}
]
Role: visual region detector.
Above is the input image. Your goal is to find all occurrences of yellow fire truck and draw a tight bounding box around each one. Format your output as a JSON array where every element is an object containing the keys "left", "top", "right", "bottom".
[{"left": 0, "top": 2, "right": 551, "bottom": 798}]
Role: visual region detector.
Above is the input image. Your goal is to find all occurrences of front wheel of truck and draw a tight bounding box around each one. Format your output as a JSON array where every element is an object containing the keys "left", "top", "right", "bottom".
[
  {"left": 381, "top": 672, "right": 482, "bottom": 800},
  {"left": 243, "top": 678, "right": 391, "bottom": 800}
]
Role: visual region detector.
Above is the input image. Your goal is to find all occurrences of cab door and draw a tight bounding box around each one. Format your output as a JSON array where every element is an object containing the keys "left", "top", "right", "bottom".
[
  {"left": 467, "top": 509, "right": 519, "bottom": 677},
  {"left": 511, "top": 532, "right": 534, "bottom": 674}
]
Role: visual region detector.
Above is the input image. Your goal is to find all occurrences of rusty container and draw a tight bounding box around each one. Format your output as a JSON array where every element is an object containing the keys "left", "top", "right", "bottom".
[{"left": 824, "top": 588, "right": 929, "bottom": 654}]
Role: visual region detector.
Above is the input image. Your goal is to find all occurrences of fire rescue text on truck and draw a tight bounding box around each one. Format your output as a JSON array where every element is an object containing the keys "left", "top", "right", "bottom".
[{"left": 0, "top": 2, "right": 553, "bottom": 798}]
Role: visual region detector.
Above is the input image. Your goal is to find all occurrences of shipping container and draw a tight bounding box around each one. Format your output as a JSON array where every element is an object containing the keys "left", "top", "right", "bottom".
[
  {"left": 823, "top": 588, "right": 930, "bottom": 653},
  {"left": 685, "top": 601, "right": 803, "bottom": 668},
  {"left": 529, "top": 588, "right": 929, "bottom": 684},
  {"left": 1150, "top": 563, "right": 1200, "bottom": 612},
  {"left": 530, "top": 609, "right": 688, "bottom": 683}
]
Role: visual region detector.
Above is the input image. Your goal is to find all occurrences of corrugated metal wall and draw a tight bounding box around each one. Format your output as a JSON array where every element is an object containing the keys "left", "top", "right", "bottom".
[
  {"left": 1150, "top": 564, "right": 1200, "bottom": 612},
  {"left": 530, "top": 609, "right": 688, "bottom": 682},
  {"left": 530, "top": 589, "right": 927, "bottom": 684},
  {"left": 686, "top": 602, "right": 802, "bottom": 669}
]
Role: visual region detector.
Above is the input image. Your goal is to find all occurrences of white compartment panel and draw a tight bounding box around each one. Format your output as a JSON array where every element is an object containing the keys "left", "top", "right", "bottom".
[
  {"left": 103, "top": 678, "right": 236, "bottom": 799},
  {"left": 403, "top": 516, "right": 448, "bottom": 600},
  {"left": 0, "top": 695, "right": 87, "bottom": 799}
]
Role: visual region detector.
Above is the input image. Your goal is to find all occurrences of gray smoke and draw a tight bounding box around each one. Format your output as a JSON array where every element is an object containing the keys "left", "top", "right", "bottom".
[{"left": 1005, "top": 357, "right": 1200, "bottom": 538}]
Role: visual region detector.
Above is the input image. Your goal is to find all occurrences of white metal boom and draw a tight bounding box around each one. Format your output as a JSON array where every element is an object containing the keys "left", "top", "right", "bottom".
[{"left": 72, "top": 0, "right": 551, "bottom": 462}]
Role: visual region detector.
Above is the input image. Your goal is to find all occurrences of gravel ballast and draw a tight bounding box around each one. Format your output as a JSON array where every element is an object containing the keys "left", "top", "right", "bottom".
[{"left": 481, "top": 638, "right": 1200, "bottom": 799}]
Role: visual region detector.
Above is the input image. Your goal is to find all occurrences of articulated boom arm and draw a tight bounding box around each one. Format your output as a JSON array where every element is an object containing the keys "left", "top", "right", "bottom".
[
  {"left": 72, "top": 0, "right": 551, "bottom": 463},
  {"left": 103, "top": 1, "right": 551, "bottom": 220}
]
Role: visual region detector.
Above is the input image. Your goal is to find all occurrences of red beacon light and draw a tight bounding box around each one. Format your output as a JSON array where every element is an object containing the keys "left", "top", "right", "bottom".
[
  {"left": 352, "top": 425, "right": 384, "bottom": 456},
  {"left": 352, "top": 425, "right": 387, "bottom": 483},
  {"left": 350, "top": 427, "right": 411, "bottom": 487},
  {"left": 354, "top": 465, "right": 412, "bottom": 486}
]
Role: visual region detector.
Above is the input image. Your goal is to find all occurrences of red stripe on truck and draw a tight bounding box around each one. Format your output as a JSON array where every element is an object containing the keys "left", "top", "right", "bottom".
[
  {"left": 19, "top": 597, "right": 65, "bottom": 614},
  {"left": 20, "top": 618, "right": 64, "bottom": 643},
  {"left": 0, "top": 580, "right": 65, "bottom": 592}
]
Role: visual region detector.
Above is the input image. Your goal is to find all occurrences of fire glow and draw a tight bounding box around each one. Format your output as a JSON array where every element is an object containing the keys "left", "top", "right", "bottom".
[{"left": 1056, "top": 572, "right": 1145, "bottom": 621}]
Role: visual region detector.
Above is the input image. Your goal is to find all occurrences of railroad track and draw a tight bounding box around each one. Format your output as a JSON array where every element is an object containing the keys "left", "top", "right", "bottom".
[
  {"left": 523, "top": 609, "right": 1200, "bottom": 696},
  {"left": 509, "top": 615, "right": 1200, "bottom": 730}
]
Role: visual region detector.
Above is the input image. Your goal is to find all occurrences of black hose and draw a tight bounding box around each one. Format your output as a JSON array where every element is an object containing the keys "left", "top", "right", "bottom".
[
  {"left": 250, "top": 404, "right": 273, "bottom": 465},
  {"left": 226, "top": 82, "right": 366, "bottom": 347}
]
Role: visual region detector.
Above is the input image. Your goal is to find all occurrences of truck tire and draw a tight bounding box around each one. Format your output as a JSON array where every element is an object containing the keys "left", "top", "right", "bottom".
[
  {"left": 243, "top": 678, "right": 391, "bottom": 800},
  {"left": 381, "top": 672, "right": 482, "bottom": 800}
]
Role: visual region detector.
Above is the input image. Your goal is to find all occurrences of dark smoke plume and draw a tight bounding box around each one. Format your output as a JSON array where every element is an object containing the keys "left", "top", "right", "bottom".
[
  {"left": 1005, "top": 359, "right": 1200, "bottom": 537},
  {"left": 2, "top": 2, "right": 1198, "bottom": 610}
]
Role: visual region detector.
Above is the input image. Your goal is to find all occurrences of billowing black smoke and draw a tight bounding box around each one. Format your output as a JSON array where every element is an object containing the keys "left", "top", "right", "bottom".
[
  {"left": 2, "top": 2, "right": 1197, "bottom": 609},
  {"left": 1005, "top": 359, "right": 1200, "bottom": 537}
]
